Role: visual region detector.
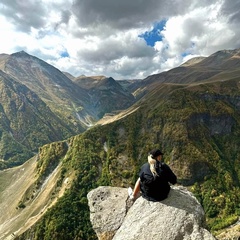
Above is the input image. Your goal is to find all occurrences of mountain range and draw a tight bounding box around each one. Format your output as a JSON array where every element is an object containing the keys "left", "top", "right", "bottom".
[
  {"left": 0, "top": 51, "right": 135, "bottom": 168},
  {"left": 0, "top": 48, "right": 240, "bottom": 239}
]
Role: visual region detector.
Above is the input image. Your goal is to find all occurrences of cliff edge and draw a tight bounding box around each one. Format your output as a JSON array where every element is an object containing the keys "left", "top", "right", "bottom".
[{"left": 87, "top": 185, "right": 216, "bottom": 240}]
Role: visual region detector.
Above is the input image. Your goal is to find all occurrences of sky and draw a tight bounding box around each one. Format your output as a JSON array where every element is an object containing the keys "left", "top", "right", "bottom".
[{"left": 0, "top": 0, "right": 240, "bottom": 80}]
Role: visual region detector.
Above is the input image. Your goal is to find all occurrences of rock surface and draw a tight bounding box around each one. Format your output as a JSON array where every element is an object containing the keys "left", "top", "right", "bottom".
[
  {"left": 87, "top": 185, "right": 216, "bottom": 240},
  {"left": 87, "top": 186, "right": 129, "bottom": 240}
]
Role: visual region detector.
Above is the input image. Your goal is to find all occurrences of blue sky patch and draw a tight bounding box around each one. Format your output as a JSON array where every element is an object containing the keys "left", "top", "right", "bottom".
[
  {"left": 139, "top": 20, "right": 167, "bottom": 47},
  {"left": 181, "top": 42, "right": 195, "bottom": 57},
  {"left": 181, "top": 52, "right": 188, "bottom": 57},
  {"left": 61, "top": 51, "right": 69, "bottom": 58}
]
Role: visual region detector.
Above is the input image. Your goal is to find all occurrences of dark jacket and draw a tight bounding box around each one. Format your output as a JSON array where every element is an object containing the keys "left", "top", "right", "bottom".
[{"left": 139, "top": 161, "right": 177, "bottom": 201}]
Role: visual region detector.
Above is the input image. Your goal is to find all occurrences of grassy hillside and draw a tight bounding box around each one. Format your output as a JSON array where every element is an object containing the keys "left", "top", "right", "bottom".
[{"left": 8, "top": 77, "right": 240, "bottom": 239}]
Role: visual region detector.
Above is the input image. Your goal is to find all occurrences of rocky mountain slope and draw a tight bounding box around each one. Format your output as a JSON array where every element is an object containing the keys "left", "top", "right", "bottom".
[
  {"left": 0, "top": 48, "right": 240, "bottom": 239},
  {"left": 0, "top": 70, "right": 77, "bottom": 168},
  {"left": 0, "top": 51, "right": 135, "bottom": 124},
  {"left": 73, "top": 75, "right": 135, "bottom": 118},
  {"left": 0, "top": 51, "right": 96, "bottom": 128},
  {"left": 0, "top": 51, "right": 135, "bottom": 169},
  {"left": 132, "top": 48, "right": 240, "bottom": 99}
]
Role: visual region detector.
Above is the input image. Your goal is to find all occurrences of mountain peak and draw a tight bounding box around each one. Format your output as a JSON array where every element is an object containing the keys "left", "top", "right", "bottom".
[{"left": 12, "top": 50, "right": 30, "bottom": 58}]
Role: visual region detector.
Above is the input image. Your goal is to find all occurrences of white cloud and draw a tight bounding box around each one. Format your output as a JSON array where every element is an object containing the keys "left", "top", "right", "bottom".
[
  {"left": 150, "top": 1, "right": 240, "bottom": 73},
  {"left": 0, "top": 0, "right": 240, "bottom": 79}
]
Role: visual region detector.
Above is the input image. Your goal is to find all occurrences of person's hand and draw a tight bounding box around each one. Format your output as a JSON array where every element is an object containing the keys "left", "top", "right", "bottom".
[{"left": 129, "top": 193, "right": 135, "bottom": 200}]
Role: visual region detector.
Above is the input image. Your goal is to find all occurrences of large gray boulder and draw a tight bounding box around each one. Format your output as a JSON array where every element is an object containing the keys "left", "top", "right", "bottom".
[
  {"left": 87, "top": 186, "right": 129, "bottom": 240},
  {"left": 87, "top": 185, "right": 216, "bottom": 240}
]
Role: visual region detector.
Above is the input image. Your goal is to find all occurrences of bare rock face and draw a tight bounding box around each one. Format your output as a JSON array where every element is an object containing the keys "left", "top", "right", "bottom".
[
  {"left": 87, "top": 186, "right": 129, "bottom": 240},
  {"left": 87, "top": 186, "right": 216, "bottom": 240}
]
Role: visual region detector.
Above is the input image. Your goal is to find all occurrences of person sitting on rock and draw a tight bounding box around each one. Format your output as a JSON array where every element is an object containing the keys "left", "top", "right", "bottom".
[{"left": 129, "top": 149, "right": 177, "bottom": 201}]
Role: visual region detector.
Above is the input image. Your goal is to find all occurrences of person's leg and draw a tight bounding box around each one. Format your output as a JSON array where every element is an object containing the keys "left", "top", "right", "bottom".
[{"left": 131, "top": 178, "right": 140, "bottom": 199}]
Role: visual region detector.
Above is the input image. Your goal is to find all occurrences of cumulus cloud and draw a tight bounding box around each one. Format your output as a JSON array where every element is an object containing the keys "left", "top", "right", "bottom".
[
  {"left": 71, "top": 0, "right": 167, "bottom": 30},
  {"left": 0, "top": 0, "right": 240, "bottom": 79},
  {"left": 75, "top": 32, "right": 155, "bottom": 63},
  {"left": 0, "top": 0, "right": 46, "bottom": 32},
  {"left": 220, "top": 0, "right": 240, "bottom": 23}
]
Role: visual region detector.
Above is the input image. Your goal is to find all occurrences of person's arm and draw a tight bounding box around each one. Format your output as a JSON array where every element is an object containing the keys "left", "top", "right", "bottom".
[{"left": 167, "top": 166, "right": 177, "bottom": 184}]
